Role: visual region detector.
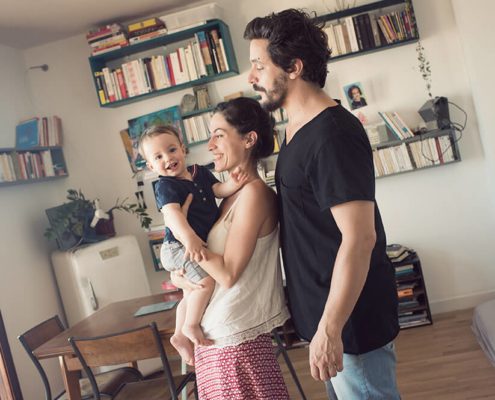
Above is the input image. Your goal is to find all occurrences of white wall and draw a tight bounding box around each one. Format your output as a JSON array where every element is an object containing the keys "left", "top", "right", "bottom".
[
  {"left": 3, "top": 0, "right": 495, "bottom": 398},
  {"left": 451, "top": 0, "right": 495, "bottom": 208},
  {"left": 0, "top": 44, "right": 65, "bottom": 399}
]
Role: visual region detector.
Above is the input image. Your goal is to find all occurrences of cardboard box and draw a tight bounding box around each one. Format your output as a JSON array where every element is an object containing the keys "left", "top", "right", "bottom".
[{"left": 159, "top": 3, "right": 223, "bottom": 33}]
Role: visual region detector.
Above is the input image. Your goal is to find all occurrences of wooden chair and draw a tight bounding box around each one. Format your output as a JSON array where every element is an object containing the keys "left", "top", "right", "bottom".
[
  {"left": 272, "top": 327, "right": 308, "bottom": 400},
  {"left": 18, "top": 315, "right": 142, "bottom": 400},
  {"left": 69, "top": 322, "right": 197, "bottom": 400}
]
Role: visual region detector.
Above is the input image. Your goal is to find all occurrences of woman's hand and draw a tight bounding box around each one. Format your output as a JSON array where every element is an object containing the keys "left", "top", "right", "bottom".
[{"left": 170, "top": 270, "right": 204, "bottom": 291}]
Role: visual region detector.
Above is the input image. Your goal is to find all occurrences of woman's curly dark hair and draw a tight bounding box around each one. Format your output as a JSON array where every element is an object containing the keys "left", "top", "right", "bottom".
[{"left": 214, "top": 97, "right": 275, "bottom": 161}]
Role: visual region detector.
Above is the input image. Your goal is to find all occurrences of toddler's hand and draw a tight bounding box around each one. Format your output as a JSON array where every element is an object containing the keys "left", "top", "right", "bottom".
[
  {"left": 183, "top": 235, "right": 207, "bottom": 263},
  {"left": 230, "top": 166, "right": 249, "bottom": 187}
]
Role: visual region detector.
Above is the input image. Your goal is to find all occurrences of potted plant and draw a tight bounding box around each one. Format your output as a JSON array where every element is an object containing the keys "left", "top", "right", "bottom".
[
  {"left": 416, "top": 41, "right": 451, "bottom": 130},
  {"left": 416, "top": 40, "right": 433, "bottom": 99},
  {"left": 44, "top": 189, "right": 152, "bottom": 250}
]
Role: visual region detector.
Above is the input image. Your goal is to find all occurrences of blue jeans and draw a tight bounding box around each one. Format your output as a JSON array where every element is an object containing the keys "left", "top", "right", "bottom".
[{"left": 325, "top": 341, "right": 400, "bottom": 399}]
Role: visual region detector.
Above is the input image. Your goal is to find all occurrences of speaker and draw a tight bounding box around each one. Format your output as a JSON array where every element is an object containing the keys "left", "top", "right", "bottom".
[{"left": 418, "top": 96, "right": 450, "bottom": 130}]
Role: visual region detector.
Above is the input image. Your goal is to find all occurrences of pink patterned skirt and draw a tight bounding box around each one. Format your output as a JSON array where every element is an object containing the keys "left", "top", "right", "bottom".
[{"left": 194, "top": 333, "right": 290, "bottom": 400}]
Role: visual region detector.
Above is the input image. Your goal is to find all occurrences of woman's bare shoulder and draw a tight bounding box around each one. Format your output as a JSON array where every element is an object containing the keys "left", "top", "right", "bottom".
[{"left": 238, "top": 179, "right": 277, "bottom": 214}]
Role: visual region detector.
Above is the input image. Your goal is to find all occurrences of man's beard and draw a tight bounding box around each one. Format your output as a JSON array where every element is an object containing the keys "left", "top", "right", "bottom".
[{"left": 253, "top": 74, "right": 288, "bottom": 112}]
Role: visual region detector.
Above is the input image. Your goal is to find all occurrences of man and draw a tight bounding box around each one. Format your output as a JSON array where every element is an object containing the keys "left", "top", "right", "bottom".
[{"left": 244, "top": 9, "right": 400, "bottom": 399}]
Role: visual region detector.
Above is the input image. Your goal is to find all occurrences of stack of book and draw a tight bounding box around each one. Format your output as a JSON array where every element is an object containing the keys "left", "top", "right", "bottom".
[
  {"left": 128, "top": 18, "right": 168, "bottom": 45},
  {"left": 86, "top": 23, "right": 128, "bottom": 56},
  {"left": 399, "top": 310, "right": 429, "bottom": 328},
  {"left": 386, "top": 243, "right": 411, "bottom": 263}
]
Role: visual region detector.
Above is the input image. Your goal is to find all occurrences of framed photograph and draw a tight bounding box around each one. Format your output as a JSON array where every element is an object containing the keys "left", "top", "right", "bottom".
[
  {"left": 125, "top": 106, "right": 186, "bottom": 171},
  {"left": 343, "top": 82, "right": 368, "bottom": 110}
]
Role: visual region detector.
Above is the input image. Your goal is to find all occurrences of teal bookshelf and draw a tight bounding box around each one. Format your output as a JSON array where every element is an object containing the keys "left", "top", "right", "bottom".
[
  {"left": 89, "top": 19, "right": 239, "bottom": 108},
  {"left": 0, "top": 146, "right": 68, "bottom": 187}
]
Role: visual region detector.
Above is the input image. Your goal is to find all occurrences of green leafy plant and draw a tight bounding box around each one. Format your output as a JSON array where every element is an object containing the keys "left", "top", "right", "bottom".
[
  {"left": 44, "top": 189, "right": 152, "bottom": 241},
  {"left": 416, "top": 40, "right": 433, "bottom": 99}
]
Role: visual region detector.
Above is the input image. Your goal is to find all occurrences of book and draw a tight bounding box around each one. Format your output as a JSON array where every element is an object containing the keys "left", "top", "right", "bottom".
[
  {"left": 134, "top": 300, "right": 178, "bottom": 317},
  {"left": 16, "top": 118, "right": 39, "bottom": 149},
  {"left": 129, "top": 28, "right": 168, "bottom": 44},
  {"left": 128, "top": 18, "right": 164, "bottom": 33}
]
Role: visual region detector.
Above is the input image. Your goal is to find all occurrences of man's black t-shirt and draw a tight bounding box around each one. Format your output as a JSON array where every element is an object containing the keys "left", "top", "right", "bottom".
[{"left": 275, "top": 105, "right": 399, "bottom": 355}]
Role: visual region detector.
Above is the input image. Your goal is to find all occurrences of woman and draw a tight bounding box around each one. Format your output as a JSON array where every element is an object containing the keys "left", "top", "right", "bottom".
[{"left": 172, "top": 97, "right": 290, "bottom": 399}]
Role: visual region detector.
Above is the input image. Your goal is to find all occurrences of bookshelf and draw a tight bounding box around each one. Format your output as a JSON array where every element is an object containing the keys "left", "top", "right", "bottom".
[
  {"left": 372, "top": 128, "right": 460, "bottom": 178},
  {"left": 0, "top": 146, "right": 68, "bottom": 187},
  {"left": 314, "top": 0, "right": 419, "bottom": 62},
  {"left": 89, "top": 19, "right": 239, "bottom": 108},
  {"left": 390, "top": 249, "right": 433, "bottom": 329}
]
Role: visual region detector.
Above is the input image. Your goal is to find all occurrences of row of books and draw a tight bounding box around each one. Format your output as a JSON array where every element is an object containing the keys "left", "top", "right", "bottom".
[
  {"left": 378, "top": 111, "right": 414, "bottom": 140},
  {"left": 15, "top": 116, "right": 63, "bottom": 149},
  {"left": 94, "top": 29, "right": 230, "bottom": 104},
  {"left": 324, "top": 4, "right": 416, "bottom": 57},
  {"left": 373, "top": 135, "right": 456, "bottom": 177},
  {"left": 0, "top": 150, "right": 64, "bottom": 182},
  {"left": 183, "top": 112, "right": 213, "bottom": 144}
]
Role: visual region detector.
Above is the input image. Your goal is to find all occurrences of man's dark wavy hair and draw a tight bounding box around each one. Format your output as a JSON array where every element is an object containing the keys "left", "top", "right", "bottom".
[{"left": 244, "top": 9, "right": 330, "bottom": 88}]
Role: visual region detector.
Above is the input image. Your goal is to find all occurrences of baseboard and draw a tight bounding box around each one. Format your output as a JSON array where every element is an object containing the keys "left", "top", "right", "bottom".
[{"left": 430, "top": 290, "right": 495, "bottom": 314}]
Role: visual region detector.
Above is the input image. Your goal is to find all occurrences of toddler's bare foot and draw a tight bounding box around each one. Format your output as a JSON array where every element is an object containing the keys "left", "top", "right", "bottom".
[
  {"left": 182, "top": 324, "right": 214, "bottom": 346},
  {"left": 170, "top": 333, "right": 195, "bottom": 366}
]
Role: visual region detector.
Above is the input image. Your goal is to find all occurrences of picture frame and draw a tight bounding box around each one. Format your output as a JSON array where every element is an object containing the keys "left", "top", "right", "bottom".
[{"left": 343, "top": 81, "right": 368, "bottom": 110}]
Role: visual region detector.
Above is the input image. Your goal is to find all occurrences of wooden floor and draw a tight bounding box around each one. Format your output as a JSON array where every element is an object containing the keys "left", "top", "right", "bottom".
[{"left": 280, "top": 308, "right": 495, "bottom": 399}]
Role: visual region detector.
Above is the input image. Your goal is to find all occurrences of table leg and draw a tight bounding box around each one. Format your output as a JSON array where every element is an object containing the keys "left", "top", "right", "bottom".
[
  {"left": 181, "top": 359, "right": 188, "bottom": 400},
  {"left": 59, "top": 356, "right": 82, "bottom": 400}
]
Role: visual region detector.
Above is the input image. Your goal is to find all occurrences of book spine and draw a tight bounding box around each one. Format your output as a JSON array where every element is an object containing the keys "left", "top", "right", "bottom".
[
  {"left": 165, "top": 54, "right": 176, "bottom": 86},
  {"left": 218, "top": 38, "right": 230, "bottom": 72},
  {"left": 352, "top": 16, "right": 364, "bottom": 50},
  {"left": 369, "top": 14, "right": 382, "bottom": 47},
  {"left": 192, "top": 38, "right": 208, "bottom": 77},
  {"left": 344, "top": 17, "right": 359, "bottom": 52},
  {"left": 115, "top": 68, "right": 128, "bottom": 99}
]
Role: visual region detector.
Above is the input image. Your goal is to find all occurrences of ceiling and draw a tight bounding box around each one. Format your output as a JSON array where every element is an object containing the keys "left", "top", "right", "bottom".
[{"left": 0, "top": 0, "right": 206, "bottom": 49}]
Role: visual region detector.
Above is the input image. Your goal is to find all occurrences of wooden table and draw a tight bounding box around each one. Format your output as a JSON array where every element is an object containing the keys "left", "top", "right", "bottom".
[{"left": 34, "top": 292, "right": 182, "bottom": 400}]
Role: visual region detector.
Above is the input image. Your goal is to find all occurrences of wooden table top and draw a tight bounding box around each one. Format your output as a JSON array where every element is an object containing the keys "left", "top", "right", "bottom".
[{"left": 34, "top": 292, "right": 182, "bottom": 360}]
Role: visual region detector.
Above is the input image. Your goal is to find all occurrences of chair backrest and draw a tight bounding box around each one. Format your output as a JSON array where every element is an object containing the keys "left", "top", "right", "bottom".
[
  {"left": 18, "top": 315, "right": 65, "bottom": 400},
  {"left": 69, "top": 322, "right": 178, "bottom": 400}
]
